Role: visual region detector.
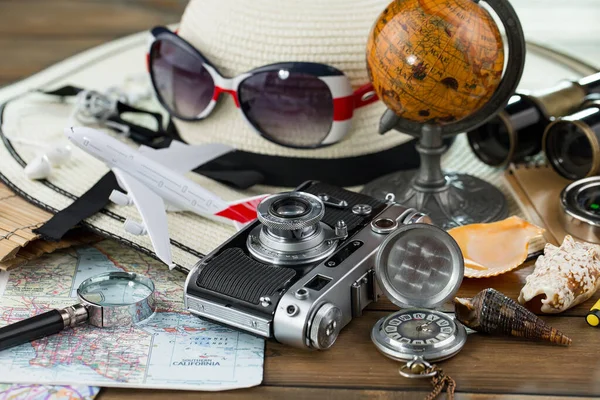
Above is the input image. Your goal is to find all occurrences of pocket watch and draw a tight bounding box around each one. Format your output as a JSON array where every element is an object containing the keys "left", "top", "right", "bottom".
[{"left": 371, "top": 223, "right": 467, "bottom": 391}]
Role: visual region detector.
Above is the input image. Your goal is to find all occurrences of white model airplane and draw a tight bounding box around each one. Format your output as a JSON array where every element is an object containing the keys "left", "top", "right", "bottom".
[{"left": 66, "top": 126, "right": 265, "bottom": 269}]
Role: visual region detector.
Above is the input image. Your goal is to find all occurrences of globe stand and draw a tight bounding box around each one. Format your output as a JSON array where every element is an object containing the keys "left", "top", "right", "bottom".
[
  {"left": 361, "top": 0, "right": 526, "bottom": 230},
  {"left": 362, "top": 119, "right": 507, "bottom": 229}
]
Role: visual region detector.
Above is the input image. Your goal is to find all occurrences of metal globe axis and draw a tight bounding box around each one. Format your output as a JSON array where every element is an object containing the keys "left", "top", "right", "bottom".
[{"left": 362, "top": 0, "right": 526, "bottom": 230}]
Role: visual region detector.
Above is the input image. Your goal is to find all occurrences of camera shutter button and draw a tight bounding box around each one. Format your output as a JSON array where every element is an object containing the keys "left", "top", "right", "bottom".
[{"left": 309, "top": 303, "right": 342, "bottom": 350}]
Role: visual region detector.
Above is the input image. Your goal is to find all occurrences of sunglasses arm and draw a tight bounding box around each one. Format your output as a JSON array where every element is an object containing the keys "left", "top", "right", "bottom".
[{"left": 353, "top": 83, "right": 379, "bottom": 109}]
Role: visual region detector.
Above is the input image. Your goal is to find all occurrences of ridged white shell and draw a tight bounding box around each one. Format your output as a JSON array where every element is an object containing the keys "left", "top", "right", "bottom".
[{"left": 518, "top": 235, "right": 600, "bottom": 313}]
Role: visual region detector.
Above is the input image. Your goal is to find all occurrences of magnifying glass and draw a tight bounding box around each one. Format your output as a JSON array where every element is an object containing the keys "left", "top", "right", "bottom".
[{"left": 0, "top": 271, "right": 156, "bottom": 351}]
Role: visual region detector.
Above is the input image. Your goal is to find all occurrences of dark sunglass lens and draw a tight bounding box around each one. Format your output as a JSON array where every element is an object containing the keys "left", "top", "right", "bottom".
[
  {"left": 238, "top": 71, "right": 334, "bottom": 148},
  {"left": 150, "top": 39, "right": 214, "bottom": 119}
]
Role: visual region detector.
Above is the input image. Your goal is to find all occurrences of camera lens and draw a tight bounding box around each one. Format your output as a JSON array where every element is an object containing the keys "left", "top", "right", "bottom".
[
  {"left": 544, "top": 118, "right": 597, "bottom": 180},
  {"left": 257, "top": 192, "right": 324, "bottom": 232},
  {"left": 250, "top": 192, "right": 338, "bottom": 265},
  {"left": 271, "top": 198, "right": 310, "bottom": 218}
]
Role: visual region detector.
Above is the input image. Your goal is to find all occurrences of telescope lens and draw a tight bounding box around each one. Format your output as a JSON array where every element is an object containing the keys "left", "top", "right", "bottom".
[
  {"left": 467, "top": 115, "right": 511, "bottom": 166},
  {"left": 545, "top": 121, "right": 593, "bottom": 180}
]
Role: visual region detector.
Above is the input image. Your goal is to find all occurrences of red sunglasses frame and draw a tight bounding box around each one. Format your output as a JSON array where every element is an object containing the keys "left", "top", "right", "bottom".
[{"left": 147, "top": 26, "right": 380, "bottom": 149}]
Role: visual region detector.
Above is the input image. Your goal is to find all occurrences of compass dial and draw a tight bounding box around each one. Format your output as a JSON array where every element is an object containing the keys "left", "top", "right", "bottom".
[{"left": 382, "top": 309, "right": 456, "bottom": 345}]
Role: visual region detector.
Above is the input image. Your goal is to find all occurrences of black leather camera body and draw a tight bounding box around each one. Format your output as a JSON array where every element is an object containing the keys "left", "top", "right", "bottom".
[{"left": 184, "top": 181, "right": 427, "bottom": 350}]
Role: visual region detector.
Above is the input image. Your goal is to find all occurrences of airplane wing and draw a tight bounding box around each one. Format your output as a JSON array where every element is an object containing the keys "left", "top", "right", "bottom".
[
  {"left": 113, "top": 167, "right": 174, "bottom": 269},
  {"left": 138, "top": 141, "right": 234, "bottom": 174}
]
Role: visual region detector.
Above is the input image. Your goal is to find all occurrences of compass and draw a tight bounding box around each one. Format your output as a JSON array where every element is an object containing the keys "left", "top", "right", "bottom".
[{"left": 371, "top": 223, "right": 467, "bottom": 378}]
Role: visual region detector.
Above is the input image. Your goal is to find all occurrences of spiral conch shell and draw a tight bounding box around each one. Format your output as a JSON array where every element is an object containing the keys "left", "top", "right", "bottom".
[
  {"left": 454, "top": 288, "right": 572, "bottom": 346},
  {"left": 519, "top": 235, "right": 600, "bottom": 313},
  {"left": 448, "top": 216, "right": 544, "bottom": 278}
]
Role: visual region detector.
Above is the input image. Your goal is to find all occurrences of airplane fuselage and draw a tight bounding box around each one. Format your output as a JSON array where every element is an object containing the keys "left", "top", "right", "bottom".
[{"left": 71, "top": 133, "right": 228, "bottom": 219}]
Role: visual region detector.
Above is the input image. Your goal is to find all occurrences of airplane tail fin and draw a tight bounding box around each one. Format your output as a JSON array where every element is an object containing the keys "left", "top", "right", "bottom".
[{"left": 215, "top": 195, "right": 268, "bottom": 231}]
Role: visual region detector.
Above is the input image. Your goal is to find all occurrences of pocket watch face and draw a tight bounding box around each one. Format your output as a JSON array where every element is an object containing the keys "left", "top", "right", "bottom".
[{"left": 382, "top": 309, "right": 456, "bottom": 345}]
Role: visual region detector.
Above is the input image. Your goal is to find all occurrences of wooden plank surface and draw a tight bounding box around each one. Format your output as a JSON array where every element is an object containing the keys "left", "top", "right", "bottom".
[
  {"left": 98, "top": 387, "right": 594, "bottom": 400},
  {"left": 265, "top": 312, "right": 590, "bottom": 396},
  {"left": 2, "top": 0, "right": 600, "bottom": 399},
  {"left": 0, "top": 0, "right": 187, "bottom": 85}
]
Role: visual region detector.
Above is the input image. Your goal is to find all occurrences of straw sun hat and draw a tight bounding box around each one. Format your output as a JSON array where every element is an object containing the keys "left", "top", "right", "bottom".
[
  {"left": 0, "top": 0, "right": 594, "bottom": 269},
  {"left": 172, "top": 0, "right": 410, "bottom": 158}
]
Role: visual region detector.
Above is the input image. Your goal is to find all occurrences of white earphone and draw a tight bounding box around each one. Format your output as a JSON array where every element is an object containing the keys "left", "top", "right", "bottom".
[{"left": 24, "top": 145, "right": 72, "bottom": 180}]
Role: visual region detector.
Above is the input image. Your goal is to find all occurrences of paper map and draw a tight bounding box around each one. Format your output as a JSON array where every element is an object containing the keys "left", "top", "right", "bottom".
[
  {"left": 0, "top": 384, "right": 99, "bottom": 400},
  {"left": 0, "top": 241, "right": 264, "bottom": 391}
]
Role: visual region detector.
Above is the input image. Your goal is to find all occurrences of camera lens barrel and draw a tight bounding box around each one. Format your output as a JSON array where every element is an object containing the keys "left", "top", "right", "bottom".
[
  {"left": 248, "top": 192, "right": 340, "bottom": 265},
  {"left": 257, "top": 192, "right": 324, "bottom": 232},
  {"left": 543, "top": 99, "right": 600, "bottom": 180}
]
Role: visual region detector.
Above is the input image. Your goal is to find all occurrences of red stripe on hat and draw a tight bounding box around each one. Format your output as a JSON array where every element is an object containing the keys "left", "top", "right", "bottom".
[{"left": 333, "top": 96, "right": 354, "bottom": 121}]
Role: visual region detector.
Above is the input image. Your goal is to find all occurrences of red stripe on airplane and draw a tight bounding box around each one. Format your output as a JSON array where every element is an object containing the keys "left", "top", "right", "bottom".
[{"left": 215, "top": 202, "right": 258, "bottom": 223}]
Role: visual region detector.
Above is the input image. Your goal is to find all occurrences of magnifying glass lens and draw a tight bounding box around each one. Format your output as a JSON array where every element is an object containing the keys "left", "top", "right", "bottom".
[
  {"left": 79, "top": 277, "right": 154, "bottom": 306},
  {"left": 0, "top": 272, "right": 156, "bottom": 352}
]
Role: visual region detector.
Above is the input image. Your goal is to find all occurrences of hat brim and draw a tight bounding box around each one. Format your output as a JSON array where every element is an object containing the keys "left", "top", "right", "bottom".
[{"left": 0, "top": 30, "right": 595, "bottom": 269}]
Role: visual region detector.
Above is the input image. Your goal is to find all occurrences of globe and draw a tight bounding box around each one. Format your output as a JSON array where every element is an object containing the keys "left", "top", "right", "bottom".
[{"left": 367, "top": 0, "right": 505, "bottom": 125}]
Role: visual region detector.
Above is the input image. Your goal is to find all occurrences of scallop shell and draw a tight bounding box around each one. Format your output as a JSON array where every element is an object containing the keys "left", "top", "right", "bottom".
[
  {"left": 519, "top": 235, "right": 600, "bottom": 313},
  {"left": 448, "top": 216, "right": 544, "bottom": 278},
  {"left": 454, "top": 288, "right": 572, "bottom": 346}
]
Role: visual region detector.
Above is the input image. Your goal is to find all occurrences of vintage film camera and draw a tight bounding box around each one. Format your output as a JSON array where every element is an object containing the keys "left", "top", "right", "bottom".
[{"left": 184, "top": 181, "right": 437, "bottom": 350}]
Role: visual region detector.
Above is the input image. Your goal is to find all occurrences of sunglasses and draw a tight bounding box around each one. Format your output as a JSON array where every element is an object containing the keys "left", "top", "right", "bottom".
[{"left": 148, "top": 26, "right": 378, "bottom": 149}]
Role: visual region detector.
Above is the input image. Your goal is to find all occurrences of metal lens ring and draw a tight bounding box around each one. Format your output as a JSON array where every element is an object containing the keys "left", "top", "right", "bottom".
[
  {"left": 560, "top": 176, "right": 600, "bottom": 241},
  {"left": 257, "top": 192, "right": 325, "bottom": 231}
]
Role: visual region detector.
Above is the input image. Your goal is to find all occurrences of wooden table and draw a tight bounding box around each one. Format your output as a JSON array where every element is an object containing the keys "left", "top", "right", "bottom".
[
  {"left": 1, "top": 1, "right": 599, "bottom": 399},
  {"left": 103, "top": 263, "right": 600, "bottom": 400}
]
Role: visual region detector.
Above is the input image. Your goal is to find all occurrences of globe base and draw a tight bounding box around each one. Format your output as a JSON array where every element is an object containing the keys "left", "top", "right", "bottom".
[{"left": 362, "top": 171, "right": 507, "bottom": 230}]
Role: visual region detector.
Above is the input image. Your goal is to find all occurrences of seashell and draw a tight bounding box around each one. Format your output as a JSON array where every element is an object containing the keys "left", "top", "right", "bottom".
[
  {"left": 519, "top": 235, "right": 600, "bottom": 313},
  {"left": 454, "top": 288, "right": 572, "bottom": 346},
  {"left": 448, "top": 216, "right": 545, "bottom": 278}
]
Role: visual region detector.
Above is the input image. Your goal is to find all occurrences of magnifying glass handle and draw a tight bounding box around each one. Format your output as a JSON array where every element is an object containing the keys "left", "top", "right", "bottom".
[{"left": 0, "top": 304, "right": 88, "bottom": 352}]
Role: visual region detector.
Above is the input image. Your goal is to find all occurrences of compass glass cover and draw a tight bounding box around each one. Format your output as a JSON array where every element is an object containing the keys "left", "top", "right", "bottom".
[{"left": 577, "top": 184, "right": 600, "bottom": 217}]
